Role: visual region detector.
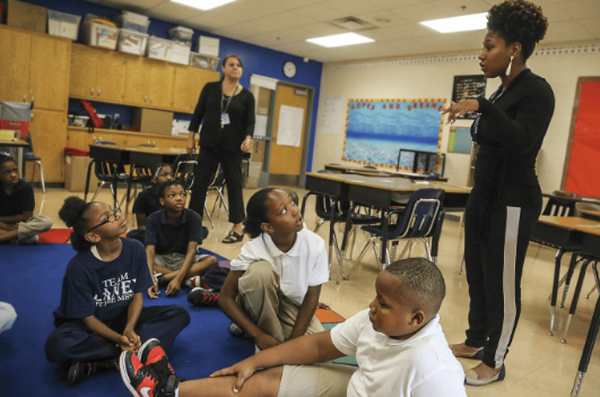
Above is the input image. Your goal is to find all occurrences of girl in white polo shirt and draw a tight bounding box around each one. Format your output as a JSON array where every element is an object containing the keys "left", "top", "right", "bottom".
[{"left": 219, "top": 188, "right": 329, "bottom": 351}]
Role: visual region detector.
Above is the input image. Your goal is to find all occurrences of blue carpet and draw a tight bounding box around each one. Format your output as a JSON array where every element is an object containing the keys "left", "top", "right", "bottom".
[{"left": 0, "top": 244, "right": 254, "bottom": 397}]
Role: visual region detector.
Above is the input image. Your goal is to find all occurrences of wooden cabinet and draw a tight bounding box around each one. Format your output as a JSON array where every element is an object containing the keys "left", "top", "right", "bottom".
[
  {"left": 70, "top": 43, "right": 126, "bottom": 103},
  {"left": 124, "top": 57, "right": 175, "bottom": 109},
  {"left": 149, "top": 61, "right": 175, "bottom": 109},
  {"left": 67, "top": 127, "right": 188, "bottom": 152},
  {"left": 173, "top": 65, "right": 219, "bottom": 112},
  {"left": 0, "top": 25, "right": 70, "bottom": 111}
]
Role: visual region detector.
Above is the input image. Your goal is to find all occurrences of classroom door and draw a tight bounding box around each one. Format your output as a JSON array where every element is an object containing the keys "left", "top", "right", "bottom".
[{"left": 269, "top": 84, "right": 309, "bottom": 176}]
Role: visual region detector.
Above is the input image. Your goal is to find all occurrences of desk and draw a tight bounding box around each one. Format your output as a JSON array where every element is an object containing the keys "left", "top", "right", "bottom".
[
  {"left": 324, "top": 163, "right": 448, "bottom": 181},
  {"left": 303, "top": 172, "right": 471, "bottom": 279},
  {"left": 0, "top": 138, "right": 29, "bottom": 175},
  {"left": 87, "top": 144, "right": 187, "bottom": 207},
  {"left": 580, "top": 209, "right": 600, "bottom": 221}
]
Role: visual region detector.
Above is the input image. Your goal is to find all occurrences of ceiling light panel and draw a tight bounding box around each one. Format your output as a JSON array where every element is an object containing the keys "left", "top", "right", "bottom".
[
  {"left": 171, "top": 0, "right": 237, "bottom": 11},
  {"left": 420, "top": 12, "right": 488, "bottom": 33},
  {"left": 307, "top": 32, "right": 375, "bottom": 47}
]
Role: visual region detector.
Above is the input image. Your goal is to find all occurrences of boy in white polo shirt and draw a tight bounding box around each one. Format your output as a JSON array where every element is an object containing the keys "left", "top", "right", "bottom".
[{"left": 120, "top": 257, "right": 467, "bottom": 397}]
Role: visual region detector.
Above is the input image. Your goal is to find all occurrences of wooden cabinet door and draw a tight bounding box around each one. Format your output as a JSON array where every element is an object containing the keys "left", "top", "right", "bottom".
[
  {"left": 173, "top": 67, "right": 219, "bottom": 113},
  {"left": 0, "top": 28, "right": 31, "bottom": 103},
  {"left": 95, "top": 51, "right": 126, "bottom": 103},
  {"left": 29, "top": 35, "right": 70, "bottom": 111},
  {"left": 69, "top": 44, "right": 97, "bottom": 99},
  {"left": 148, "top": 61, "right": 175, "bottom": 109},
  {"left": 29, "top": 109, "right": 68, "bottom": 182},
  {"left": 123, "top": 56, "right": 150, "bottom": 106}
]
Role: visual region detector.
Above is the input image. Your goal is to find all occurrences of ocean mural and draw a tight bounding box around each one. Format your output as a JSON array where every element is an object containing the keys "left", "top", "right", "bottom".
[{"left": 343, "top": 99, "right": 446, "bottom": 171}]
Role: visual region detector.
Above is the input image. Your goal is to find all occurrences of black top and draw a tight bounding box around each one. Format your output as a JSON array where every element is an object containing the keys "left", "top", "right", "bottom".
[
  {"left": 471, "top": 68, "right": 555, "bottom": 207},
  {"left": 145, "top": 208, "right": 204, "bottom": 255},
  {"left": 132, "top": 185, "right": 162, "bottom": 216},
  {"left": 0, "top": 179, "right": 34, "bottom": 217},
  {"left": 189, "top": 81, "right": 256, "bottom": 153}
]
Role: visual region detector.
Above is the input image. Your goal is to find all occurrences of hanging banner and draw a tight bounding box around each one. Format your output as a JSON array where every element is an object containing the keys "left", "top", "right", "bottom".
[{"left": 342, "top": 98, "right": 445, "bottom": 170}]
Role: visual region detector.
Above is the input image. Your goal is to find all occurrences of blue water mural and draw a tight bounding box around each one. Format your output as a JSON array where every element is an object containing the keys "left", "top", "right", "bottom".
[{"left": 343, "top": 99, "right": 445, "bottom": 170}]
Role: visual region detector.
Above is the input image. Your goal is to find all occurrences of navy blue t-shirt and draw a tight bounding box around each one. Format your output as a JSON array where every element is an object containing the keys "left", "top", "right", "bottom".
[
  {"left": 132, "top": 185, "right": 162, "bottom": 216},
  {"left": 52, "top": 238, "right": 152, "bottom": 327},
  {"left": 145, "top": 208, "right": 203, "bottom": 255},
  {"left": 0, "top": 179, "right": 34, "bottom": 217}
]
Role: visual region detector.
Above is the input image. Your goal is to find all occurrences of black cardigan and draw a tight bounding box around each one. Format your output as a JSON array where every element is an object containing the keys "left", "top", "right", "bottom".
[
  {"left": 471, "top": 68, "right": 555, "bottom": 207},
  {"left": 189, "top": 81, "right": 256, "bottom": 153}
]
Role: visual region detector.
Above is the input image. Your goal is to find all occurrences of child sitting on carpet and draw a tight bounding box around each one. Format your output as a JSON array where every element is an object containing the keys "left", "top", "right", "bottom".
[
  {"left": 127, "top": 163, "right": 173, "bottom": 243},
  {"left": 119, "top": 258, "right": 467, "bottom": 397},
  {"left": 220, "top": 188, "right": 329, "bottom": 350},
  {"left": 145, "top": 180, "right": 219, "bottom": 299},
  {"left": 0, "top": 155, "right": 52, "bottom": 244},
  {"left": 45, "top": 196, "right": 190, "bottom": 385}
]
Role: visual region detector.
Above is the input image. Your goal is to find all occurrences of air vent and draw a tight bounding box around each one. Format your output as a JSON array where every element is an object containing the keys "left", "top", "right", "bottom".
[{"left": 329, "top": 16, "right": 377, "bottom": 32}]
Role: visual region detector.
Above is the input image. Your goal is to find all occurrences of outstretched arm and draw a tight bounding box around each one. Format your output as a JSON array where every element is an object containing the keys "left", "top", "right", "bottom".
[
  {"left": 212, "top": 330, "right": 344, "bottom": 393},
  {"left": 288, "top": 285, "right": 321, "bottom": 340}
]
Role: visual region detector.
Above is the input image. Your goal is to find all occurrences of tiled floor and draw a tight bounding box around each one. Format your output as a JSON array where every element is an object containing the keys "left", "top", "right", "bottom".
[{"left": 33, "top": 185, "right": 600, "bottom": 396}]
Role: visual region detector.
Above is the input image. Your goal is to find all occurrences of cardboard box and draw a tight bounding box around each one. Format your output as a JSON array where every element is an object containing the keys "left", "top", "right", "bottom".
[
  {"left": 132, "top": 108, "right": 173, "bottom": 136},
  {"left": 7, "top": 0, "right": 47, "bottom": 33},
  {"left": 198, "top": 35, "right": 219, "bottom": 57},
  {"left": 65, "top": 155, "right": 99, "bottom": 192}
]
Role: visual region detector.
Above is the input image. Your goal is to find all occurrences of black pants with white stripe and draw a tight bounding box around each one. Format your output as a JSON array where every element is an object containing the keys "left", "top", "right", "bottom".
[{"left": 463, "top": 199, "right": 541, "bottom": 369}]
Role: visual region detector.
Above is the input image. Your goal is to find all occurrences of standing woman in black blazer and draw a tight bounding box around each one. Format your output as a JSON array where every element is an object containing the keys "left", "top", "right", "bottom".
[
  {"left": 187, "top": 55, "right": 255, "bottom": 243},
  {"left": 443, "top": 0, "right": 554, "bottom": 386}
]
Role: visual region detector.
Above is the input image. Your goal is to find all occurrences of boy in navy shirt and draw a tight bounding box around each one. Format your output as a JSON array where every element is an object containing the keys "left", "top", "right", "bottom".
[{"left": 146, "top": 180, "right": 218, "bottom": 299}]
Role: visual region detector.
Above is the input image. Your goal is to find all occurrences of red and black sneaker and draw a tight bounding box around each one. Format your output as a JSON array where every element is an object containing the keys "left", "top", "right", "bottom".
[
  {"left": 138, "top": 339, "right": 177, "bottom": 380},
  {"left": 120, "top": 351, "right": 161, "bottom": 397},
  {"left": 187, "top": 287, "right": 220, "bottom": 307}
]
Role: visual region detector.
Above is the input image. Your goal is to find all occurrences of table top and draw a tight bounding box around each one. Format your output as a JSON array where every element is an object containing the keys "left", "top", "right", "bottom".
[
  {"left": 580, "top": 209, "right": 600, "bottom": 220},
  {"left": 324, "top": 164, "right": 448, "bottom": 181},
  {"left": 89, "top": 144, "right": 187, "bottom": 156},
  {"left": 0, "top": 138, "right": 28, "bottom": 147},
  {"left": 306, "top": 172, "right": 470, "bottom": 194},
  {"left": 538, "top": 216, "right": 600, "bottom": 232}
]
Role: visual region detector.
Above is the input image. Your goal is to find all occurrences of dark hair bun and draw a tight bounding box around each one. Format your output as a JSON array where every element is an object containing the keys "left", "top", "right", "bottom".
[{"left": 58, "top": 196, "right": 87, "bottom": 228}]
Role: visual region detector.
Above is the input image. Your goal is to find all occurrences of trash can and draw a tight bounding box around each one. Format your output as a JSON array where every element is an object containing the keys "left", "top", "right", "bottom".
[
  {"left": 242, "top": 159, "right": 262, "bottom": 189},
  {"left": 64, "top": 147, "right": 98, "bottom": 192}
]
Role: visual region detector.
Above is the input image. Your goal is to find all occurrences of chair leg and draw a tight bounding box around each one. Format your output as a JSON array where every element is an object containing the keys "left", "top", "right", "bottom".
[
  {"left": 420, "top": 237, "right": 433, "bottom": 262},
  {"left": 459, "top": 254, "right": 466, "bottom": 275},
  {"left": 585, "top": 284, "right": 598, "bottom": 300},
  {"left": 204, "top": 203, "right": 215, "bottom": 229},
  {"left": 35, "top": 160, "right": 45, "bottom": 193},
  {"left": 90, "top": 182, "right": 106, "bottom": 202},
  {"left": 218, "top": 188, "right": 229, "bottom": 215},
  {"left": 314, "top": 219, "right": 326, "bottom": 234}
]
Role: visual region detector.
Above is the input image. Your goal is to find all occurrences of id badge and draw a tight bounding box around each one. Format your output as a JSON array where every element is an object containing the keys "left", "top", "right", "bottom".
[{"left": 221, "top": 113, "right": 230, "bottom": 125}]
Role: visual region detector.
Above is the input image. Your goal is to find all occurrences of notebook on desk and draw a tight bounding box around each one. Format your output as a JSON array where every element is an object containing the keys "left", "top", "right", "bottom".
[{"left": 0, "top": 129, "right": 18, "bottom": 141}]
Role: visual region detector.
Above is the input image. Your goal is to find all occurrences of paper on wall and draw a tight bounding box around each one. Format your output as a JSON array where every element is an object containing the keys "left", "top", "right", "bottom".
[
  {"left": 254, "top": 114, "right": 268, "bottom": 137},
  {"left": 319, "top": 95, "right": 343, "bottom": 134},
  {"left": 277, "top": 105, "right": 304, "bottom": 147}
]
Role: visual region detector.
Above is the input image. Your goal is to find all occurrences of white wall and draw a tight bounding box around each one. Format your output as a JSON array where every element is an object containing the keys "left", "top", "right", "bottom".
[{"left": 312, "top": 44, "right": 600, "bottom": 193}]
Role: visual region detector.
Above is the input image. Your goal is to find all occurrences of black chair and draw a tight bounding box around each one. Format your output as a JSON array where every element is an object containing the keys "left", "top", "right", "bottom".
[
  {"left": 207, "top": 165, "right": 229, "bottom": 220},
  {"left": 353, "top": 188, "right": 445, "bottom": 274},
  {"left": 86, "top": 141, "right": 130, "bottom": 209},
  {"left": 24, "top": 134, "right": 45, "bottom": 193}
]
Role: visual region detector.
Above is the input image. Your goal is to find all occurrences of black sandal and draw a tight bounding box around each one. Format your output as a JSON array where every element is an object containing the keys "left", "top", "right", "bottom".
[{"left": 222, "top": 230, "right": 244, "bottom": 244}]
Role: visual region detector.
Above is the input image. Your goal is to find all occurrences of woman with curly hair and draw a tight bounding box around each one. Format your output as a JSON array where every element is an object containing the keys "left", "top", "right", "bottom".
[{"left": 443, "top": 0, "right": 554, "bottom": 386}]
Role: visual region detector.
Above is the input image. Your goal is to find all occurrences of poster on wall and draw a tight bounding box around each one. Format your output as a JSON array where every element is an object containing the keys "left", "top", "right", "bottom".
[
  {"left": 342, "top": 99, "right": 445, "bottom": 170},
  {"left": 452, "top": 75, "right": 487, "bottom": 119},
  {"left": 448, "top": 126, "right": 472, "bottom": 154}
]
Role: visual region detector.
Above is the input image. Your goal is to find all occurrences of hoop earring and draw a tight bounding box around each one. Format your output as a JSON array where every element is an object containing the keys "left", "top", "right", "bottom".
[{"left": 505, "top": 56, "right": 513, "bottom": 76}]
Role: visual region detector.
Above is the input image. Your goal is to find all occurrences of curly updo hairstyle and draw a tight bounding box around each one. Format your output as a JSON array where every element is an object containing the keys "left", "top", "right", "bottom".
[
  {"left": 243, "top": 188, "right": 277, "bottom": 238},
  {"left": 58, "top": 196, "right": 94, "bottom": 253},
  {"left": 487, "top": 0, "right": 549, "bottom": 60}
]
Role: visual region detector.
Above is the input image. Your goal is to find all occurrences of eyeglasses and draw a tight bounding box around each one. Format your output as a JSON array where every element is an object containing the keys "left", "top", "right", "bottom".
[{"left": 87, "top": 208, "right": 121, "bottom": 233}]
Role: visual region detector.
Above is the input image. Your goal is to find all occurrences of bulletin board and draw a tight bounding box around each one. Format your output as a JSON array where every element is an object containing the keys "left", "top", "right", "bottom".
[
  {"left": 563, "top": 78, "right": 600, "bottom": 198},
  {"left": 451, "top": 75, "right": 486, "bottom": 120},
  {"left": 342, "top": 99, "right": 445, "bottom": 169},
  {"left": 448, "top": 126, "right": 472, "bottom": 154}
]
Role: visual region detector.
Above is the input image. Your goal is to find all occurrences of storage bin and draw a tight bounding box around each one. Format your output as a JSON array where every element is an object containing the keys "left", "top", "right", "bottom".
[
  {"left": 115, "top": 11, "right": 149, "bottom": 33},
  {"left": 168, "top": 26, "right": 193, "bottom": 47},
  {"left": 47, "top": 10, "right": 81, "bottom": 40},
  {"left": 82, "top": 21, "right": 118, "bottom": 50},
  {"left": 189, "top": 52, "right": 219, "bottom": 71},
  {"left": 198, "top": 35, "right": 219, "bottom": 57},
  {"left": 170, "top": 42, "right": 191, "bottom": 65},
  {"left": 146, "top": 36, "right": 172, "bottom": 61},
  {"left": 117, "top": 28, "right": 148, "bottom": 56}
]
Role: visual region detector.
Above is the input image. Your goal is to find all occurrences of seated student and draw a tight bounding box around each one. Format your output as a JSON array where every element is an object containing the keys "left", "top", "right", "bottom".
[
  {"left": 45, "top": 197, "right": 190, "bottom": 385},
  {"left": 0, "top": 155, "right": 52, "bottom": 244},
  {"left": 145, "top": 180, "right": 219, "bottom": 299},
  {"left": 220, "top": 188, "right": 329, "bottom": 349},
  {"left": 120, "top": 258, "right": 467, "bottom": 397},
  {"left": 127, "top": 163, "right": 174, "bottom": 243}
]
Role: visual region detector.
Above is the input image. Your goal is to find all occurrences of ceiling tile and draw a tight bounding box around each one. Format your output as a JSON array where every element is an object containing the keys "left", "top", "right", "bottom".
[
  {"left": 144, "top": 2, "right": 202, "bottom": 22},
  {"left": 293, "top": 4, "right": 349, "bottom": 21},
  {"left": 324, "top": 0, "right": 384, "bottom": 15},
  {"left": 301, "top": 22, "right": 348, "bottom": 36},
  {"left": 557, "top": 0, "right": 600, "bottom": 19},
  {"left": 390, "top": 3, "right": 450, "bottom": 23},
  {"left": 180, "top": 12, "right": 233, "bottom": 32},
  {"left": 244, "top": 28, "right": 313, "bottom": 47},
  {"left": 100, "top": 0, "right": 166, "bottom": 12},
  {"left": 545, "top": 20, "right": 597, "bottom": 42},
  {"left": 578, "top": 17, "right": 600, "bottom": 40}
]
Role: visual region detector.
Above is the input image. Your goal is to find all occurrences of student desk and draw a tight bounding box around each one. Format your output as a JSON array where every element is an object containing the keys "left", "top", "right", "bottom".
[
  {"left": 580, "top": 209, "right": 600, "bottom": 221},
  {"left": 0, "top": 138, "right": 29, "bottom": 175},
  {"left": 324, "top": 163, "right": 448, "bottom": 181},
  {"left": 86, "top": 144, "right": 187, "bottom": 207},
  {"left": 569, "top": 225, "right": 600, "bottom": 396},
  {"left": 302, "top": 172, "right": 471, "bottom": 280}
]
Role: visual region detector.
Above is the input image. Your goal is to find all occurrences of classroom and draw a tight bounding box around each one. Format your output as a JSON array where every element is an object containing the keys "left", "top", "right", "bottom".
[{"left": 1, "top": 0, "right": 600, "bottom": 396}]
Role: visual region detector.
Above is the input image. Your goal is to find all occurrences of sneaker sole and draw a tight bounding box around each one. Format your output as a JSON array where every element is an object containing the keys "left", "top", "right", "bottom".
[{"left": 119, "top": 352, "right": 138, "bottom": 397}]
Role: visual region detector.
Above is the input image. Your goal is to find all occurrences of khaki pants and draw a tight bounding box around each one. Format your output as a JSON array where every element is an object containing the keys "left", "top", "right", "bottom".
[
  {"left": 17, "top": 215, "right": 52, "bottom": 241},
  {"left": 278, "top": 363, "right": 356, "bottom": 397},
  {"left": 238, "top": 261, "right": 324, "bottom": 343}
]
